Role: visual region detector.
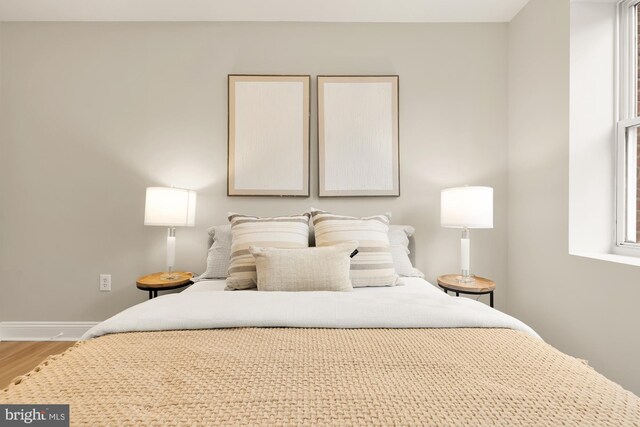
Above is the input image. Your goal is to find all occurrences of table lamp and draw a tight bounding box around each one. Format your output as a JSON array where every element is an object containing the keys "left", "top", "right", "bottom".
[
  {"left": 441, "top": 186, "right": 493, "bottom": 283},
  {"left": 144, "top": 187, "right": 196, "bottom": 280}
]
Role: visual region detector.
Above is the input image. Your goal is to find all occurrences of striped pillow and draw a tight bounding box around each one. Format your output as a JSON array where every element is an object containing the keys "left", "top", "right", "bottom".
[
  {"left": 310, "top": 209, "right": 398, "bottom": 287},
  {"left": 226, "top": 212, "right": 311, "bottom": 290}
]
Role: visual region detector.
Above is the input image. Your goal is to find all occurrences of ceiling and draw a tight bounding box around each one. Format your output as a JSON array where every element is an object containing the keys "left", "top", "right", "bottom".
[{"left": 0, "top": 0, "right": 532, "bottom": 23}]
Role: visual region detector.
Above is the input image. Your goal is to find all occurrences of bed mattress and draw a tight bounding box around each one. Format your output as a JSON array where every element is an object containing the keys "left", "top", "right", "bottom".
[{"left": 81, "top": 278, "right": 538, "bottom": 339}]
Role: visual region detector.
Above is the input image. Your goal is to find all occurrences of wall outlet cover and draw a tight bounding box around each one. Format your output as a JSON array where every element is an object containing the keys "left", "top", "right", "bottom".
[{"left": 99, "top": 274, "right": 111, "bottom": 292}]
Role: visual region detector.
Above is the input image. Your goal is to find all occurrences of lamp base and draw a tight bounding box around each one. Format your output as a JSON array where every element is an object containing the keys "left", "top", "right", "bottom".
[
  {"left": 160, "top": 272, "right": 178, "bottom": 281},
  {"left": 456, "top": 275, "right": 476, "bottom": 284}
]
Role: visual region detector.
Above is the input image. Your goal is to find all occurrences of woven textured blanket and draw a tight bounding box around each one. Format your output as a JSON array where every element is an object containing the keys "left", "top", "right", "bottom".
[{"left": 2, "top": 328, "right": 639, "bottom": 426}]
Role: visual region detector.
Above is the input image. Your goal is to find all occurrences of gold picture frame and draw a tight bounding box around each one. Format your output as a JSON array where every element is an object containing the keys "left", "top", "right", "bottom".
[
  {"left": 228, "top": 74, "right": 310, "bottom": 197},
  {"left": 317, "top": 75, "right": 400, "bottom": 197}
]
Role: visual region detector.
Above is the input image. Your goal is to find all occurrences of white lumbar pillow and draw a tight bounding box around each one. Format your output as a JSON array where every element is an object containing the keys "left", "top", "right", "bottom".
[{"left": 249, "top": 241, "right": 358, "bottom": 292}]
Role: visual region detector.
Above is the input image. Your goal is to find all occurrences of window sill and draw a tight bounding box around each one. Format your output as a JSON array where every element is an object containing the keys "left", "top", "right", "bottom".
[{"left": 570, "top": 251, "right": 640, "bottom": 267}]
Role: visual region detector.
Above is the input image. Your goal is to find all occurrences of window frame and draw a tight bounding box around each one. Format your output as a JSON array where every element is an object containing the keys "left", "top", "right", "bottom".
[{"left": 616, "top": 0, "right": 640, "bottom": 249}]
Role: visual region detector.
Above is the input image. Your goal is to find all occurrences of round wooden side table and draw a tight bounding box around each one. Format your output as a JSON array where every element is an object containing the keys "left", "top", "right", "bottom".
[
  {"left": 136, "top": 272, "right": 193, "bottom": 299},
  {"left": 437, "top": 274, "right": 496, "bottom": 307}
]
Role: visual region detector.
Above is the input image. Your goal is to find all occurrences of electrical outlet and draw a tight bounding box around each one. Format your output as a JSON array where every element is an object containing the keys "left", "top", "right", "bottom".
[{"left": 99, "top": 274, "right": 111, "bottom": 292}]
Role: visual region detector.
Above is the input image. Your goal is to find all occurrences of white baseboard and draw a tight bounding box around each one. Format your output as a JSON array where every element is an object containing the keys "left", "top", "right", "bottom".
[{"left": 0, "top": 321, "right": 99, "bottom": 341}]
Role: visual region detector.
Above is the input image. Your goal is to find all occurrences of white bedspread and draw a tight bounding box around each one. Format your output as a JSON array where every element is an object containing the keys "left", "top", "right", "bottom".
[{"left": 84, "top": 278, "right": 538, "bottom": 339}]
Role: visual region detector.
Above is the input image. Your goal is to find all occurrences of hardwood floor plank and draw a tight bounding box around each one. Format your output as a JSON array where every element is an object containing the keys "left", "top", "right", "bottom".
[{"left": 0, "top": 341, "right": 76, "bottom": 388}]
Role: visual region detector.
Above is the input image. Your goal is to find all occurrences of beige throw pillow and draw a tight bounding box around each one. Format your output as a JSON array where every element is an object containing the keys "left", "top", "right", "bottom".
[
  {"left": 311, "top": 209, "right": 398, "bottom": 287},
  {"left": 226, "top": 212, "right": 310, "bottom": 290},
  {"left": 249, "top": 242, "right": 357, "bottom": 292}
]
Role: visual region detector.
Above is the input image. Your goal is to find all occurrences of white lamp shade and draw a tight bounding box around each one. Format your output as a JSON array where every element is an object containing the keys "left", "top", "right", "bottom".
[
  {"left": 441, "top": 186, "right": 493, "bottom": 229},
  {"left": 144, "top": 187, "right": 196, "bottom": 227}
]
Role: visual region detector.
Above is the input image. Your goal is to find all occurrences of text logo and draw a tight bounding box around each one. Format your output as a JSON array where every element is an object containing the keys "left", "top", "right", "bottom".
[{"left": 0, "top": 405, "right": 69, "bottom": 426}]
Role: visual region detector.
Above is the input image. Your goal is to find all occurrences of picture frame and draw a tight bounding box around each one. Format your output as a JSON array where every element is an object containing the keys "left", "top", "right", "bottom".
[
  {"left": 317, "top": 75, "right": 400, "bottom": 197},
  {"left": 228, "top": 74, "right": 310, "bottom": 197}
]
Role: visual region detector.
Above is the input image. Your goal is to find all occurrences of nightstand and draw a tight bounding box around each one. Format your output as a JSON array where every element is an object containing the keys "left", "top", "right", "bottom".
[
  {"left": 136, "top": 272, "right": 193, "bottom": 299},
  {"left": 437, "top": 274, "right": 496, "bottom": 308}
]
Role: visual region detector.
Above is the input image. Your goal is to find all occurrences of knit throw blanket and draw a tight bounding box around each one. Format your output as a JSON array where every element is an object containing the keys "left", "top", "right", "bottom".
[{"left": 2, "top": 328, "right": 639, "bottom": 426}]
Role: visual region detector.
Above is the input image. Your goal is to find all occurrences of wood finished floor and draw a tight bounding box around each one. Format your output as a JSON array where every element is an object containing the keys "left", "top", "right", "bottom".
[{"left": 0, "top": 341, "right": 76, "bottom": 389}]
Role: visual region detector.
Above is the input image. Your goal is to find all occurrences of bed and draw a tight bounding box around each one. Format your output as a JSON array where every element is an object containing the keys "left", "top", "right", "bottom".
[{"left": 2, "top": 278, "right": 639, "bottom": 426}]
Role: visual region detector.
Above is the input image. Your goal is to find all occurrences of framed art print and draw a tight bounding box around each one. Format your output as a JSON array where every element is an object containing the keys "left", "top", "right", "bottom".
[
  {"left": 228, "top": 75, "right": 310, "bottom": 196},
  {"left": 318, "top": 75, "right": 399, "bottom": 197}
]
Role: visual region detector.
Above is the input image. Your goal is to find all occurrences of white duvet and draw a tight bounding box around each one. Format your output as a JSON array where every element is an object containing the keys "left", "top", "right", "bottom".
[{"left": 83, "top": 278, "right": 538, "bottom": 339}]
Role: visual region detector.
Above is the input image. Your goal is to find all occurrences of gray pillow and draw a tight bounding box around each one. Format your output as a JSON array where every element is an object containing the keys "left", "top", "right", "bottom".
[{"left": 192, "top": 225, "right": 232, "bottom": 281}]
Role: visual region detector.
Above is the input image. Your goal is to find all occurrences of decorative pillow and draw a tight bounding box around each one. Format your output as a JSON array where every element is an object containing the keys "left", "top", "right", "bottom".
[
  {"left": 226, "top": 212, "right": 311, "bottom": 290},
  {"left": 388, "top": 225, "right": 425, "bottom": 278},
  {"left": 308, "top": 212, "right": 390, "bottom": 247},
  {"left": 310, "top": 209, "right": 398, "bottom": 287},
  {"left": 193, "top": 225, "right": 232, "bottom": 281},
  {"left": 249, "top": 241, "right": 357, "bottom": 292},
  {"left": 196, "top": 222, "right": 423, "bottom": 281}
]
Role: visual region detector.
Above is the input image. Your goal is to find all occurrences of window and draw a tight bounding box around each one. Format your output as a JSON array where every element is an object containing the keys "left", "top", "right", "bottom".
[{"left": 617, "top": 0, "right": 640, "bottom": 247}]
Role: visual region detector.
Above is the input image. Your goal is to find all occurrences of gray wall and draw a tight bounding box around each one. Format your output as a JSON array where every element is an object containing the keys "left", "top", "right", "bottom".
[
  {"left": 508, "top": 0, "right": 640, "bottom": 394},
  {"left": 0, "top": 22, "right": 509, "bottom": 321}
]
